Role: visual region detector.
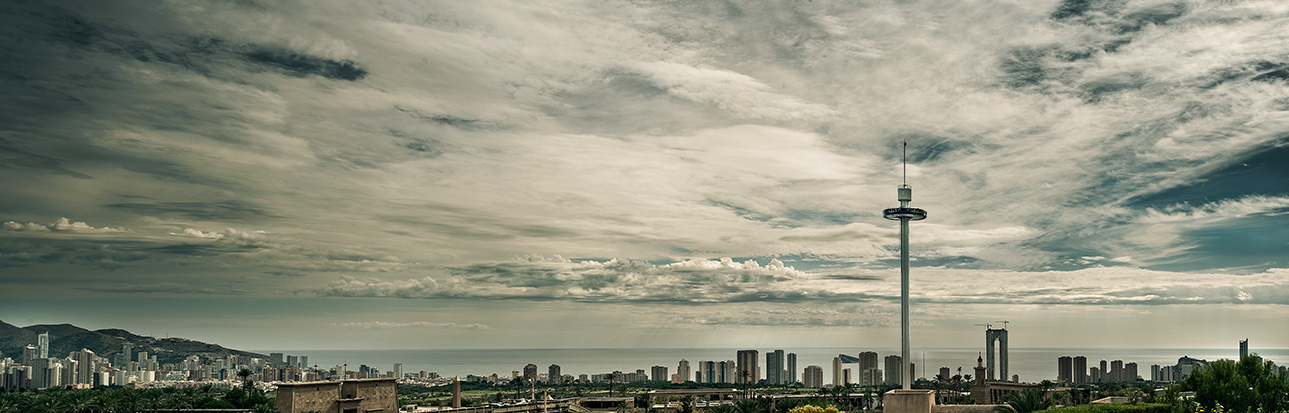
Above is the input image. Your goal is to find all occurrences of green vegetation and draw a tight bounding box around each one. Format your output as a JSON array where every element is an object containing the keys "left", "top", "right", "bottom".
[
  {"left": 996, "top": 389, "right": 1053, "bottom": 413},
  {"left": 1180, "top": 355, "right": 1289, "bottom": 413},
  {"left": 1039, "top": 403, "right": 1171, "bottom": 413},
  {"left": 787, "top": 404, "right": 845, "bottom": 413},
  {"left": 0, "top": 384, "right": 274, "bottom": 413}
]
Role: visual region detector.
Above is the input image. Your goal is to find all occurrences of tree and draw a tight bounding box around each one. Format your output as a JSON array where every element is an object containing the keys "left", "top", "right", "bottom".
[
  {"left": 1183, "top": 355, "right": 1289, "bottom": 413},
  {"left": 733, "top": 397, "right": 763, "bottom": 413},
  {"left": 707, "top": 404, "right": 736, "bottom": 413},
  {"left": 788, "top": 405, "right": 844, "bottom": 413},
  {"left": 932, "top": 376, "right": 945, "bottom": 405},
  {"left": 636, "top": 393, "right": 652, "bottom": 409},
  {"left": 993, "top": 389, "right": 1050, "bottom": 413},
  {"left": 237, "top": 369, "right": 252, "bottom": 388},
  {"left": 679, "top": 395, "right": 696, "bottom": 413}
]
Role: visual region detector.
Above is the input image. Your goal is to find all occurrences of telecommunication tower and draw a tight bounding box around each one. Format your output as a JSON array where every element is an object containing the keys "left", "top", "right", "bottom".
[{"left": 882, "top": 142, "right": 927, "bottom": 390}]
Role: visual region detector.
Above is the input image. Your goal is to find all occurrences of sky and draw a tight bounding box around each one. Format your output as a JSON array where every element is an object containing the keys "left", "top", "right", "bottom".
[{"left": 1, "top": 0, "right": 1288, "bottom": 353}]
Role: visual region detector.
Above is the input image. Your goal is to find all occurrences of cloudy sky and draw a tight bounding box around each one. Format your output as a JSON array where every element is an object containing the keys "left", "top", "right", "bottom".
[{"left": 2, "top": 0, "right": 1288, "bottom": 352}]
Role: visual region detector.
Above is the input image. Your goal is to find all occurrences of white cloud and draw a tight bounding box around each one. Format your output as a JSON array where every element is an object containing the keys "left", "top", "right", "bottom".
[
  {"left": 1139, "top": 195, "right": 1289, "bottom": 224},
  {"left": 331, "top": 321, "right": 489, "bottom": 330},
  {"left": 626, "top": 61, "right": 835, "bottom": 120},
  {"left": 1, "top": 218, "right": 127, "bottom": 233},
  {"left": 170, "top": 228, "right": 267, "bottom": 240}
]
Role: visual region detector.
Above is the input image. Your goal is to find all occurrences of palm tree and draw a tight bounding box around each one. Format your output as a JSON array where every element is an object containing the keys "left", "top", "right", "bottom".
[
  {"left": 732, "top": 397, "right": 761, "bottom": 413},
  {"left": 0, "top": 393, "right": 20, "bottom": 413},
  {"left": 64, "top": 391, "right": 94, "bottom": 413},
  {"left": 932, "top": 380, "right": 944, "bottom": 405},
  {"left": 740, "top": 370, "right": 752, "bottom": 398},
  {"left": 238, "top": 368, "right": 253, "bottom": 388},
  {"left": 993, "top": 389, "right": 1051, "bottom": 413}
]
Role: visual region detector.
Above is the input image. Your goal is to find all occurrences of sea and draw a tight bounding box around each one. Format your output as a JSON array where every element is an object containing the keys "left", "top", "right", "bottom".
[{"left": 253, "top": 347, "right": 1289, "bottom": 384}]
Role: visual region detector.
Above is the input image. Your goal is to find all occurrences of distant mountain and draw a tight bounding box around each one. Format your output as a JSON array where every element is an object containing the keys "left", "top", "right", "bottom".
[{"left": 0, "top": 320, "right": 266, "bottom": 365}]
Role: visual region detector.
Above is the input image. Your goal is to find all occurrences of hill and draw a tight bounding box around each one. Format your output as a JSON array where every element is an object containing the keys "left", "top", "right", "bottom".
[{"left": 0, "top": 320, "right": 266, "bottom": 365}]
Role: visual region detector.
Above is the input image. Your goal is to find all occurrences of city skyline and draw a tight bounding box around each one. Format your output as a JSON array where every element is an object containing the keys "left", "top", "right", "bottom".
[
  {"left": 3, "top": 0, "right": 1289, "bottom": 351},
  {"left": 7, "top": 323, "right": 1283, "bottom": 389}
]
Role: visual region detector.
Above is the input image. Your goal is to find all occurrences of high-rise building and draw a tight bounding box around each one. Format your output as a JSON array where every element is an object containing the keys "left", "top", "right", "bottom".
[
  {"left": 985, "top": 328, "right": 1008, "bottom": 381},
  {"left": 1125, "top": 363, "right": 1138, "bottom": 382},
  {"left": 71, "top": 349, "right": 95, "bottom": 385},
  {"left": 1150, "top": 364, "right": 1161, "bottom": 382},
  {"left": 270, "top": 353, "right": 285, "bottom": 367},
  {"left": 651, "top": 366, "right": 667, "bottom": 383},
  {"left": 22, "top": 346, "right": 36, "bottom": 365},
  {"left": 523, "top": 364, "right": 537, "bottom": 384},
  {"left": 549, "top": 364, "right": 561, "bottom": 384},
  {"left": 865, "top": 368, "right": 883, "bottom": 387},
  {"left": 1099, "top": 360, "right": 1108, "bottom": 381},
  {"left": 60, "top": 358, "right": 77, "bottom": 386},
  {"left": 858, "top": 352, "right": 879, "bottom": 373},
  {"left": 1073, "top": 356, "right": 1087, "bottom": 384},
  {"left": 857, "top": 352, "right": 879, "bottom": 386},
  {"left": 939, "top": 367, "right": 950, "bottom": 381},
  {"left": 803, "top": 365, "right": 824, "bottom": 388},
  {"left": 736, "top": 350, "right": 758, "bottom": 384},
  {"left": 1057, "top": 356, "right": 1073, "bottom": 384},
  {"left": 884, "top": 355, "right": 903, "bottom": 386},
  {"left": 392, "top": 363, "right": 403, "bottom": 380},
  {"left": 1240, "top": 339, "right": 1249, "bottom": 359},
  {"left": 300, "top": 355, "right": 308, "bottom": 369},
  {"left": 678, "top": 359, "right": 691, "bottom": 383},
  {"left": 121, "top": 343, "right": 133, "bottom": 368},
  {"left": 787, "top": 353, "right": 797, "bottom": 384},
  {"left": 700, "top": 361, "right": 717, "bottom": 384},
  {"left": 724, "top": 360, "right": 737, "bottom": 384},
  {"left": 843, "top": 368, "right": 852, "bottom": 385},
  {"left": 1090, "top": 367, "right": 1102, "bottom": 383},
  {"left": 1110, "top": 360, "right": 1124, "bottom": 382},
  {"left": 766, "top": 350, "right": 784, "bottom": 385},
  {"left": 31, "top": 358, "right": 61, "bottom": 389},
  {"left": 832, "top": 357, "right": 843, "bottom": 386},
  {"left": 287, "top": 355, "right": 299, "bottom": 368},
  {"left": 37, "top": 333, "right": 49, "bottom": 359}
]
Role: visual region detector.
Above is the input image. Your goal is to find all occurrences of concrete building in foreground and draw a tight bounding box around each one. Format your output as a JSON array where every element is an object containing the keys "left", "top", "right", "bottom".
[{"left": 275, "top": 378, "right": 397, "bottom": 413}]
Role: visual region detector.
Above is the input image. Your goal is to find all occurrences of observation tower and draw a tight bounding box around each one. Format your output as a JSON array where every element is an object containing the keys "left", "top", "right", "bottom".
[{"left": 883, "top": 142, "right": 926, "bottom": 390}]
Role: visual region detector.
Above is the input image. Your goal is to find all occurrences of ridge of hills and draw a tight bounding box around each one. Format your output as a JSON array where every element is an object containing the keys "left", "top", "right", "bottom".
[{"left": 0, "top": 320, "right": 266, "bottom": 365}]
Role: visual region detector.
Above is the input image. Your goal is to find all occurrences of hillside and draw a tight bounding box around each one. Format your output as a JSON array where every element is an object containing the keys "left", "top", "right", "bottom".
[{"left": 0, "top": 320, "right": 266, "bottom": 365}]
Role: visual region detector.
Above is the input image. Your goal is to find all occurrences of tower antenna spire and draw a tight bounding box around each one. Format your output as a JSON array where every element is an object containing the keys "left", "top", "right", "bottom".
[{"left": 903, "top": 141, "right": 907, "bottom": 186}]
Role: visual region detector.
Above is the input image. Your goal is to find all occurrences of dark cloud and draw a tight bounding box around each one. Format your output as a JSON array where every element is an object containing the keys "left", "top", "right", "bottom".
[{"left": 240, "top": 46, "right": 367, "bottom": 81}]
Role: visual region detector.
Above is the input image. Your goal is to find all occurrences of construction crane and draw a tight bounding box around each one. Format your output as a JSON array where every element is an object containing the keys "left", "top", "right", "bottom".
[
  {"left": 973, "top": 323, "right": 991, "bottom": 330},
  {"left": 995, "top": 320, "right": 1010, "bottom": 329}
]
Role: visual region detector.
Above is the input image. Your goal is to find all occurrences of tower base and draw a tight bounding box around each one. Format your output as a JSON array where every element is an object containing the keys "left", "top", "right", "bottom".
[{"left": 884, "top": 389, "right": 935, "bottom": 413}]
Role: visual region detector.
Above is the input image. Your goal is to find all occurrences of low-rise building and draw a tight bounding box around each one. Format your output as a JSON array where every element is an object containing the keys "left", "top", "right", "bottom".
[{"left": 275, "top": 378, "right": 397, "bottom": 413}]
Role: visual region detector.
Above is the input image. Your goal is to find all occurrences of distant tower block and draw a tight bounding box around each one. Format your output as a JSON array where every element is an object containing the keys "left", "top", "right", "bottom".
[{"left": 986, "top": 327, "right": 1008, "bottom": 381}]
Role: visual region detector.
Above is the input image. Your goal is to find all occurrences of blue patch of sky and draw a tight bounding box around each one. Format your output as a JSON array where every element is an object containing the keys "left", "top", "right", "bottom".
[
  {"left": 1148, "top": 214, "right": 1289, "bottom": 272},
  {"left": 1129, "top": 143, "right": 1289, "bottom": 208}
]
